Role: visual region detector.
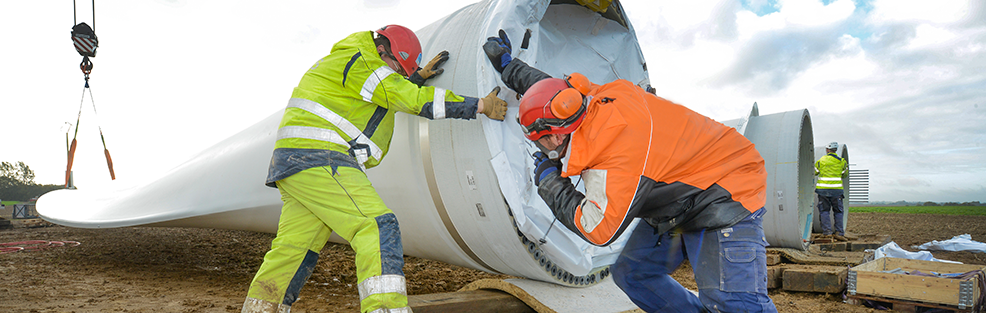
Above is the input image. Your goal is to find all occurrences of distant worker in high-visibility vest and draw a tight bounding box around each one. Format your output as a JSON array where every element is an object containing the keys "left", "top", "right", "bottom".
[
  {"left": 241, "top": 25, "right": 508, "bottom": 313},
  {"left": 483, "top": 30, "right": 777, "bottom": 312},
  {"left": 815, "top": 142, "right": 849, "bottom": 242}
]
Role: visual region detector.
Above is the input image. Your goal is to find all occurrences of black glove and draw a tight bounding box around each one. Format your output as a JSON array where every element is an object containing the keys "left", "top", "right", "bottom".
[
  {"left": 483, "top": 29, "right": 512, "bottom": 73},
  {"left": 533, "top": 151, "right": 561, "bottom": 187}
]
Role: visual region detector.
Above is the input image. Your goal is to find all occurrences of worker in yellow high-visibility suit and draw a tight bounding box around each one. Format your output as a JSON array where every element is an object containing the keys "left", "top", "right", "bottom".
[
  {"left": 815, "top": 141, "right": 849, "bottom": 241},
  {"left": 241, "top": 25, "right": 508, "bottom": 313}
]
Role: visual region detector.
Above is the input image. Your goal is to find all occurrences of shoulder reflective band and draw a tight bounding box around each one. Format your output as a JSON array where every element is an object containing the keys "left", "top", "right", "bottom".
[
  {"left": 432, "top": 87, "right": 446, "bottom": 119},
  {"left": 358, "top": 274, "right": 407, "bottom": 300},
  {"left": 287, "top": 98, "right": 383, "bottom": 161},
  {"left": 276, "top": 126, "right": 349, "bottom": 147},
  {"left": 361, "top": 66, "right": 398, "bottom": 103}
]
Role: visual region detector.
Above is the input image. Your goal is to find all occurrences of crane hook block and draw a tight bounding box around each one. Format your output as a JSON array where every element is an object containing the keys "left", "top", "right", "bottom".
[
  {"left": 72, "top": 23, "right": 98, "bottom": 58},
  {"left": 80, "top": 56, "right": 93, "bottom": 76}
]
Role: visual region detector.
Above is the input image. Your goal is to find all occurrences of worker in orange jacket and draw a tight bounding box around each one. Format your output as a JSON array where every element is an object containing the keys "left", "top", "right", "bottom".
[{"left": 484, "top": 31, "right": 777, "bottom": 312}]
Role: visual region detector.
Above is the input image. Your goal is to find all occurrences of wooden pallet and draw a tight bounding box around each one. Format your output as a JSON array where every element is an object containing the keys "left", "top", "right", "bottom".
[
  {"left": 409, "top": 289, "right": 535, "bottom": 313},
  {"left": 847, "top": 294, "right": 977, "bottom": 313}
]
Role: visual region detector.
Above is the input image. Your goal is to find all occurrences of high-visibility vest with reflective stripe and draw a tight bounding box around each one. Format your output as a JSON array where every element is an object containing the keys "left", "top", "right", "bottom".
[
  {"left": 814, "top": 153, "right": 847, "bottom": 189},
  {"left": 275, "top": 31, "right": 465, "bottom": 169}
]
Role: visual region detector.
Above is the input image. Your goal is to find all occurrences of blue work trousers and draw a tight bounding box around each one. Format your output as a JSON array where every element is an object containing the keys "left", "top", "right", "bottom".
[
  {"left": 817, "top": 195, "right": 845, "bottom": 235},
  {"left": 612, "top": 208, "right": 777, "bottom": 313}
]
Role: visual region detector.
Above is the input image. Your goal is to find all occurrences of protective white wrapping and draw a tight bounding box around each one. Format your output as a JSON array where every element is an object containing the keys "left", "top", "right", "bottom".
[
  {"left": 402, "top": 0, "right": 651, "bottom": 280},
  {"left": 913, "top": 234, "right": 986, "bottom": 253}
]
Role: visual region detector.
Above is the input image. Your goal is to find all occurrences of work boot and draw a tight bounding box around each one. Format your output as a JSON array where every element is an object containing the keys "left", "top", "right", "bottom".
[
  {"left": 833, "top": 234, "right": 849, "bottom": 242},
  {"left": 242, "top": 297, "right": 290, "bottom": 313}
]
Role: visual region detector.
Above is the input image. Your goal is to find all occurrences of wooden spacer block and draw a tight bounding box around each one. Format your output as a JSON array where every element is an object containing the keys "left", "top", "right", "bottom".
[
  {"left": 766, "top": 254, "right": 782, "bottom": 266},
  {"left": 767, "top": 266, "right": 785, "bottom": 289},
  {"left": 781, "top": 265, "right": 847, "bottom": 293},
  {"left": 408, "top": 289, "right": 535, "bottom": 313}
]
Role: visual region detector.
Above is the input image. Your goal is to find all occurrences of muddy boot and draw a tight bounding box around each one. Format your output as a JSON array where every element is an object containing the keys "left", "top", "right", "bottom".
[
  {"left": 832, "top": 234, "right": 849, "bottom": 242},
  {"left": 242, "top": 297, "right": 290, "bottom": 313}
]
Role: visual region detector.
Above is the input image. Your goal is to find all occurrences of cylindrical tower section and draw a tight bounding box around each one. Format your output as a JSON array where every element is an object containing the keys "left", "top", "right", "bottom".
[
  {"left": 368, "top": 0, "right": 649, "bottom": 285},
  {"left": 744, "top": 109, "right": 815, "bottom": 250}
]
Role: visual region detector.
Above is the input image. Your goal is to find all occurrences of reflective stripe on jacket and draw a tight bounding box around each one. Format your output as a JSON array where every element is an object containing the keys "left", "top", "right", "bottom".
[
  {"left": 559, "top": 79, "right": 767, "bottom": 246},
  {"left": 266, "top": 31, "right": 479, "bottom": 186},
  {"left": 814, "top": 153, "right": 847, "bottom": 190}
]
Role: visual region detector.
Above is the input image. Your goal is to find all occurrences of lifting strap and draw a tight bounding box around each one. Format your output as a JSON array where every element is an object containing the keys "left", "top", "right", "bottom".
[
  {"left": 66, "top": 0, "right": 114, "bottom": 187},
  {"left": 66, "top": 81, "right": 116, "bottom": 186}
]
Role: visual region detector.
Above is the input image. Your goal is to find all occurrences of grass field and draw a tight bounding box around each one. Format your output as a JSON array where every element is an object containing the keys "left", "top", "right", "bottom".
[{"left": 849, "top": 206, "right": 986, "bottom": 215}]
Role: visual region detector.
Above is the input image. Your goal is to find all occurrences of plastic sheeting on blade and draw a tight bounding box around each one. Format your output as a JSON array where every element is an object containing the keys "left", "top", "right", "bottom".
[{"left": 390, "top": 0, "right": 650, "bottom": 284}]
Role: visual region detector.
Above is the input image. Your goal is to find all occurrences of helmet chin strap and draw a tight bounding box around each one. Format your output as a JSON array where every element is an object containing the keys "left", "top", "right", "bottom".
[{"left": 535, "top": 135, "right": 571, "bottom": 160}]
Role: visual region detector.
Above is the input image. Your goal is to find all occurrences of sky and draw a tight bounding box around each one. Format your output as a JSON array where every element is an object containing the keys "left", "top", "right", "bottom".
[{"left": 1, "top": 0, "right": 983, "bottom": 203}]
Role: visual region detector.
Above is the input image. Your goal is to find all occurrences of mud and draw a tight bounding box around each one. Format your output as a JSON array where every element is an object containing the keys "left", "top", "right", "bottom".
[{"left": 1, "top": 212, "right": 983, "bottom": 312}]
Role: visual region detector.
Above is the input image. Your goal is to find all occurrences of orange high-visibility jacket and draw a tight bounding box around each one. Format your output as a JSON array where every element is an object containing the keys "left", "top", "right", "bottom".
[{"left": 547, "top": 78, "right": 767, "bottom": 246}]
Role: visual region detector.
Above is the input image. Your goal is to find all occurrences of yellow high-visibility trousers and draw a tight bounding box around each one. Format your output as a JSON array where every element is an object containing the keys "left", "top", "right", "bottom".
[{"left": 244, "top": 166, "right": 410, "bottom": 313}]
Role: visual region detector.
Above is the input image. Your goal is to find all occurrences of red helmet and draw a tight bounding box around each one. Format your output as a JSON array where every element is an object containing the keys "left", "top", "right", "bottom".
[
  {"left": 375, "top": 25, "right": 422, "bottom": 76},
  {"left": 517, "top": 77, "right": 587, "bottom": 141}
]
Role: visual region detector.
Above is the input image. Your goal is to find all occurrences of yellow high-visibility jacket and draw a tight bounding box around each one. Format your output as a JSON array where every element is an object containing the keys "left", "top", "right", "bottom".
[
  {"left": 266, "top": 31, "right": 479, "bottom": 186},
  {"left": 814, "top": 153, "right": 848, "bottom": 190}
]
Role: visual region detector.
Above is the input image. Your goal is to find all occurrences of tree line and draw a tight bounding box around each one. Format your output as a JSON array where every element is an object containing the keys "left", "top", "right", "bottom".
[
  {"left": 878, "top": 200, "right": 984, "bottom": 206},
  {"left": 0, "top": 161, "right": 65, "bottom": 202},
  {"left": 919, "top": 201, "right": 983, "bottom": 206}
]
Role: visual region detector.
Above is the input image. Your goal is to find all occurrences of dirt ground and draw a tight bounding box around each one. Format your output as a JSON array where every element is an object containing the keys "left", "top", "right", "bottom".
[{"left": 2, "top": 212, "right": 984, "bottom": 313}]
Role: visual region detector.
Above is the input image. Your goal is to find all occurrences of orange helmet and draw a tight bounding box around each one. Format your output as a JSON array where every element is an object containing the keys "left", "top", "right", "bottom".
[
  {"left": 375, "top": 25, "right": 422, "bottom": 76},
  {"left": 517, "top": 75, "right": 588, "bottom": 141}
]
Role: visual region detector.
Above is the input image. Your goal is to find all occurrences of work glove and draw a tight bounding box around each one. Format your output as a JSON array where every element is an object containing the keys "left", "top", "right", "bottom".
[
  {"left": 481, "top": 86, "right": 508, "bottom": 121},
  {"left": 408, "top": 51, "right": 450, "bottom": 86},
  {"left": 533, "top": 151, "right": 562, "bottom": 187},
  {"left": 483, "top": 29, "right": 512, "bottom": 73}
]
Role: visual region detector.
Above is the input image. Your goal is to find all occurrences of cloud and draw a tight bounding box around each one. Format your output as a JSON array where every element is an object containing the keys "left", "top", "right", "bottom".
[
  {"left": 705, "top": 0, "right": 862, "bottom": 94},
  {"left": 363, "top": 0, "right": 401, "bottom": 8},
  {"left": 868, "top": 0, "right": 973, "bottom": 25},
  {"left": 891, "top": 176, "right": 931, "bottom": 187},
  {"left": 623, "top": 0, "right": 742, "bottom": 48},
  {"left": 811, "top": 78, "right": 986, "bottom": 202},
  {"left": 818, "top": 78, "right": 986, "bottom": 159},
  {"left": 150, "top": 0, "right": 187, "bottom": 7},
  {"left": 873, "top": 185, "right": 986, "bottom": 203},
  {"left": 708, "top": 26, "right": 847, "bottom": 94},
  {"left": 625, "top": 0, "right": 986, "bottom": 202}
]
